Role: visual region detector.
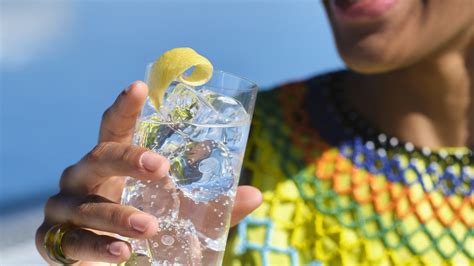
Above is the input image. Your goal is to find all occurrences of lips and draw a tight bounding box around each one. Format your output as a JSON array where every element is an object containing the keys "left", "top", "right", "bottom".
[{"left": 331, "top": 0, "right": 397, "bottom": 21}]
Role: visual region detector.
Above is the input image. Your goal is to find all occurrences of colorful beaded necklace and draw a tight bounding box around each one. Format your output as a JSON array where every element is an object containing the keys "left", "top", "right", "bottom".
[
  {"left": 307, "top": 72, "right": 472, "bottom": 197},
  {"left": 229, "top": 71, "right": 473, "bottom": 265},
  {"left": 298, "top": 71, "right": 473, "bottom": 261}
]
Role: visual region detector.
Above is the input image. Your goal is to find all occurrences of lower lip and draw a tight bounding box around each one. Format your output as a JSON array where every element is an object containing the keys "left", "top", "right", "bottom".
[{"left": 331, "top": 0, "right": 397, "bottom": 21}]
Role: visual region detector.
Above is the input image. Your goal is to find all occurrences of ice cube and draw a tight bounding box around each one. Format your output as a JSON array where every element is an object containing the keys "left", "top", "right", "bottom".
[
  {"left": 169, "top": 140, "right": 234, "bottom": 202},
  {"left": 152, "top": 125, "right": 187, "bottom": 157},
  {"left": 198, "top": 89, "right": 251, "bottom": 151},
  {"left": 200, "top": 89, "right": 249, "bottom": 124},
  {"left": 222, "top": 124, "right": 250, "bottom": 153},
  {"left": 181, "top": 125, "right": 222, "bottom": 143},
  {"left": 159, "top": 84, "right": 219, "bottom": 125},
  {"left": 122, "top": 177, "right": 179, "bottom": 219}
]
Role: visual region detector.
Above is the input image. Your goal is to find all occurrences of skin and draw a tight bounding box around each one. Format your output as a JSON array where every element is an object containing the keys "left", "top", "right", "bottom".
[
  {"left": 35, "top": 82, "right": 263, "bottom": 264},
  {"left": 37, "top": 0, "right": 474, "bottom": 264},
  {"left": 323, "top": 0, "right": 474, "bottom": 147}
]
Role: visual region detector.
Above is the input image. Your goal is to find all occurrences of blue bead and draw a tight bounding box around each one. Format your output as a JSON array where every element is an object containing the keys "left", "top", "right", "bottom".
[{"left": 337, "top": 139, "right": 473, "bottom": 197}]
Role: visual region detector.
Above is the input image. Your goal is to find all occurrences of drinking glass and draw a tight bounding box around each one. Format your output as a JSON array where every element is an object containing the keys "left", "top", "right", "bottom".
[{"left": 121, "top": 64, "right": 258, "bottom": 265}]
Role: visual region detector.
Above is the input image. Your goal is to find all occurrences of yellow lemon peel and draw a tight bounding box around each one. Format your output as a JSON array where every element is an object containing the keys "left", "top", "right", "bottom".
[{"left": 148, "top": 47, "right": 213, "bottom": 110}]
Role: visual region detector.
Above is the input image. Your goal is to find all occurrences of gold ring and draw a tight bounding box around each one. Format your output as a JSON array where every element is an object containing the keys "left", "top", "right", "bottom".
[{"left": 43, "top": 223, "right": 79, "bottom": 264}]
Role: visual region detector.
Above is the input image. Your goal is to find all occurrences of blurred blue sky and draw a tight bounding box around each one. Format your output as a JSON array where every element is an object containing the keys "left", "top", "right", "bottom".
[{"left": 0, "top": 0, "right": 344, "bottom": 211}]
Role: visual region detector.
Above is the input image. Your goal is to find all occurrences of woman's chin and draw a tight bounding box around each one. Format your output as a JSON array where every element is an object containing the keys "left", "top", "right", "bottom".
[{"left": 337, "top": 46, "right": 405, "bottom": 74}]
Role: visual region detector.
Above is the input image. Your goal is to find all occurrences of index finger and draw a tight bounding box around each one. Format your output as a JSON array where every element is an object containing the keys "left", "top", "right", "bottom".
[{"left": 99, "top": 81, "right": 148, "bottom": 143}]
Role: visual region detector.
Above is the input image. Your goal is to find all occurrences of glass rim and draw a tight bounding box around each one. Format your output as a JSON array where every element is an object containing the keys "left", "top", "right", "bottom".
[{"left": 145, "top": 63, "right": 259, "bottom": 92}]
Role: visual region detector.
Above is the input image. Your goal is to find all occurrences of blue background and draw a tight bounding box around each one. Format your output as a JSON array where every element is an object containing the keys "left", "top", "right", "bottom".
[{"left": 0, "top": 0, "right": 343, "bottom": 212}]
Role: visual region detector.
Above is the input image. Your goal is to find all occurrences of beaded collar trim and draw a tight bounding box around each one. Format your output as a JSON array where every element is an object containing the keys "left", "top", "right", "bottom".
[{"left": 305, "top": 71, "right": 473, "bottom": 197}]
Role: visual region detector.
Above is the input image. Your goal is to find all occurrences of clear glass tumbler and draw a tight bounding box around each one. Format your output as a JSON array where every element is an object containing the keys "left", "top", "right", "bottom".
[{"left": 121, "top": 65, "right": 258, "bottom": 265}]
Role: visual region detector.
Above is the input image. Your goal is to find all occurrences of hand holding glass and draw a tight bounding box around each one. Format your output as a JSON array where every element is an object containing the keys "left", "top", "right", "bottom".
[{"left": 121, "top": 65, "right": 258, "bottom": 265}]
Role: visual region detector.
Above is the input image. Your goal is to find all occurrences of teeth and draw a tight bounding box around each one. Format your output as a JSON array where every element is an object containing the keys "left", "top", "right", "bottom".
[
  {"left": 336, "top": 0, "right": 361, "bottom": 4},
  {"left": 334, "top": 0, "right": 363, "bottom": 7}
]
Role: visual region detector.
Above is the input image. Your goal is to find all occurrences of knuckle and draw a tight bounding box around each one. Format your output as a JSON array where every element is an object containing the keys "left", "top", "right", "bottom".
[
  {"left": 104, "top": 126, "right": 134, "bottom": 141},
  {"left": 92, "top": 238, "right": 104, "bottom": 255},
  {"left": 36, "top": 222, "right": 55, "bottom": 260},
  {"left": 45, "top": 195, "right": 57, "bottom": 208},
  {"left": 59, "top": 165, "right": 75, "bottom": 190},
  {"left": 61, "top": 165, "right": 75, "bottom": 178},
  {"left": 121, "top": 145, "right": 138, "bottom": 163},
  {"left": 75, "top": 194, "right": 106, "bottom": 218},
  {"left": 102, "top": 107, "right": 112, "bottom": 121},
  {"left": 84, "top": 142, "right": 118, "bottom": 179},
  {"left": 87, "top": 142, "right": 113, "bottom": 163},
  {"left": 120, "top": 109, "right": 141, "bottom": 120},
  {"left": 35, "top": 222, "right": 48, "bottom": 246},
  {"left": 63, "top": 229, "right": 82, "bottom": 256},
  {"left": 44, "top": 195, "right": 59, "bottom": 215},
  {"left": 83, "top": 194, "right": 107, "bottom": 203},
  {"left": 77, "top": 201, "right": 95, "bottom": 215},
  {"left": 75, "top": 203, "right": 95, "bottom": 224},
  {"left": 120, "top": 145, "right": 145, "bottom": 167},
  {"left": 108, "top": 207, "right": 128, "bottom": 228},
  {"left": 45, "top": 194, "right": 72, "bottom": 221},
  {"left": 73, "top": 195, "right": 111, "bottom": 227}
]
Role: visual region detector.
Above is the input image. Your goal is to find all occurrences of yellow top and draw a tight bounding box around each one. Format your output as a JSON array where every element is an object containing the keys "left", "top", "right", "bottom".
[{"left": 224, "top": 72, "right": 473, "bottom": 265}]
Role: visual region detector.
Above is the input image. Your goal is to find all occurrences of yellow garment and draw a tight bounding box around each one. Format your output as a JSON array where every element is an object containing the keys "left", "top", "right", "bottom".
[{"left": 224, "top": 73, "right": 473, "bottom": 266}]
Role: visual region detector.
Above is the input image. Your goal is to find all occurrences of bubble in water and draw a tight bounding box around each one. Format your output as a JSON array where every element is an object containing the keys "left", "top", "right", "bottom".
[
  {"left": 161, "top": 235, "right": 175, "bottom": 246},
  {"left": 149, "top": 218, "right": 201, "bottom": 265}
]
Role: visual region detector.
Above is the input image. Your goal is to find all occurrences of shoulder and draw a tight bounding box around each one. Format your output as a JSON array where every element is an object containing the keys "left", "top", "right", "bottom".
[
  {"left": 253, "top": 70, "right": 346, "bottom": 117},
  {"left": 242, "top": 70, "right": 347, "bottom": 183},
  {"left": 250, "top": 70, "right": 347, "bottom": 143}
]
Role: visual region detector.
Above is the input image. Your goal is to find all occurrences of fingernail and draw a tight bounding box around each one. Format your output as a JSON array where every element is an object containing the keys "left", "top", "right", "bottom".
[
  {"left": 130, "top": 214, "right": 153, "bottom": 232},
  {"left": 123, "top": 84, "right": 133, "bottom": 94},
  {"left": 108, "top": 242, "right": 124, "bottom": 256},
  {"left": 140, "top": 151, "right": 162, "bottom": 172}
]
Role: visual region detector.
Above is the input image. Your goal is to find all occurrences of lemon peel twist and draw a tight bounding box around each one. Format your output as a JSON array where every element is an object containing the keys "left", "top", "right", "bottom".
[{"left": 148, "top": 47, "right": 214, "bottom": 110}]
